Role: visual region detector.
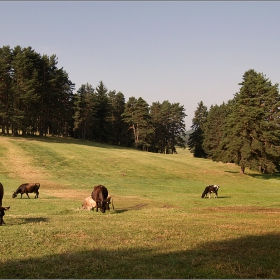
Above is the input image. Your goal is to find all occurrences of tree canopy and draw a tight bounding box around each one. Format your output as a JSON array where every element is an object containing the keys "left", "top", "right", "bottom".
[{"left": 189, "top": 69, "right": 280, "bottom": 174}]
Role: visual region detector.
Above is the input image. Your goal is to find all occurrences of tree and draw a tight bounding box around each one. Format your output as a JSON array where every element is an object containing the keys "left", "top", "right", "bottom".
[
  {"left": 187, "top": 101, "right": 208, "bottom": 157},
  {"left": 73, "top": 83, "right": 96, "bottom": 140},
  {"left": 121, "top": 97, "right": 152, "bottom": 150},
  {"left": 215, "top": 69, "right": 280, "bottom": 174},
  {"left": 107, "top": 90, "right": 126, "bottom": 145},
  {"left": 92, "top": 81, "right": 110, "bottom": 142},
  {"left": 202, "top": 102, "right": 229, "bottom": 158},
  {"left": 0, "top": 46, "right": 13, "bottom": 134}
]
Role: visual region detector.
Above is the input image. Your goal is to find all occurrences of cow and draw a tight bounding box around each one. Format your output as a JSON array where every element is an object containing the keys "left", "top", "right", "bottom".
[
  {"left": 201, "top": 185, "right": 220, "bottom": 198},
  {"left": 82, "top": 196, "right": 96, "bottom": 210},
  {"left": 12, "top": 183, "right": 40, "bottom": 199},
  {"left": 0, "top": 183, "right": 10, "bottom": 225},
  {"left": 105, "top": 194, "right": 114, "bottom": 211},
  {"left": 82, "top": 194, "right": 114, "bottom": 211},
  {"left": 91, "top": 185, "right": 108, "bottom": 213}
]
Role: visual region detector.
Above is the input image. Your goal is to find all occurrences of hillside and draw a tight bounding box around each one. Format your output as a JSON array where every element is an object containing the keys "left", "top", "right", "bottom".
[{"left": 1, "top": 135, "right": 280, "bottom": 278}]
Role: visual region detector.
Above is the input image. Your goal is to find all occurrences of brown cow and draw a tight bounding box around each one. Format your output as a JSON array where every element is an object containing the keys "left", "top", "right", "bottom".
[
  {"left": 0, "top": 183, "right": 10, "bottom": 225},
  {"left": 82, "top": 194, "right": 114, "bottom": 211},
  {"left": 12, "top": 183, "right": 40, "bottom": 199},
  {"left": 91, "top": 185, "right": 108, "bottom": 213}
]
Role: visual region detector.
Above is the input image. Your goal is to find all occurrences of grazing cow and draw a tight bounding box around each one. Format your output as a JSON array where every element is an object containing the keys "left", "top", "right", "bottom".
[
  {"left": 91, "top": 185, "right": 108, "bottom": 213},
  {"left": 201, "top": 185, "right": 220, "bottom": 198},
  {"left": 0, "top": 183, "right": 10, "bottom": 225},
  {"left": 12, "top": 183, "right": 40, "bottom": 199},
  {"left": 82, "top": 194, "right": 114, "bottom": 211},
  {"left": 82, "top": 196, "right": 97, "bottom": 210}
]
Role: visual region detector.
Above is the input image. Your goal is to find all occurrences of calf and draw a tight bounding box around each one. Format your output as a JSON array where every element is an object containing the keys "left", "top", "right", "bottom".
[
  {"left": 201, "top": 185, "right": 220, "bottom": 198},
  {"left": 91, "top": 185, "right": 108, "bottom": 213},
  {"left": 0, "top": 183, "right": 10, "bottom": 225},
  {"left": 82, "top": 196, "right": 96, "bottom": 210},
  {"left": 12, "top": 183, "right": 40, "bottom": 199}
]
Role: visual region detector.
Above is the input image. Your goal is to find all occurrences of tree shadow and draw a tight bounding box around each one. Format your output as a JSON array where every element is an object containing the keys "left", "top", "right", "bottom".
[
  {"left": 1, "top": 233, "right": 280, "bottom": 278},
  {"left": 224, "top": 170, "right": 239, "bottom": 174},
  {"left": 3, "top": 134, "right": 130, "bottom": 150}
]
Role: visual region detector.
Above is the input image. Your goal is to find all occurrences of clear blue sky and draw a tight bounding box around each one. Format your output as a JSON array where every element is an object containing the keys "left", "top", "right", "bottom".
[{"left": 1, "top": 1, "right": 280, "bottom": 129}]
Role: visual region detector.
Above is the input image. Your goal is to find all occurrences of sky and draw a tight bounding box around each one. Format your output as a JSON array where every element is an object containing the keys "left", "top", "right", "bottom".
[{"left": 1, "top": 1, "right": 280, "bottom": 129}]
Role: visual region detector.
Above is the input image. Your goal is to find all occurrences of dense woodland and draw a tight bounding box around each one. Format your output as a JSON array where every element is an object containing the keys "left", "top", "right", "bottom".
[
  {"left": 188, "top": 69, "right": 280, "bottom": 174},
  {"left": 0, "top": 45, "right": 186, "bottom": 153}
]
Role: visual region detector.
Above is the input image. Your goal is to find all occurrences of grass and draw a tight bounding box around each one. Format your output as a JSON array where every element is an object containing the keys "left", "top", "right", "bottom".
[{"left": 1, "top": 135, "right": 280, "bottom": 278}]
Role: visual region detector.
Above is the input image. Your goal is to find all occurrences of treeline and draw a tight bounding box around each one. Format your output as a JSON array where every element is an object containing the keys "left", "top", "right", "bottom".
[
  {"left": 188, "top": 69, "right": 280, "bottom": 174},
  {"left": 0, "top": 45, "right": 186, "bottom": 153}
]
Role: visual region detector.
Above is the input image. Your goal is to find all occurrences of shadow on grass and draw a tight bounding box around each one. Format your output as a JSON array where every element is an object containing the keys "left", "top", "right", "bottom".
[
  {"left": 225, "top": 169, "right": 280, "bottom": 180},
  {"left": 7, "top": 217, "right": 49, "bottom": 226},
  {"left": 1, "top": 233, "right": 280, "bottom": 278},
  {"left": 23, "top": 217, "right": 49, "bottom": 223},
  {"left": 2, "top": 134, "right": 130, "bottom": 150}
]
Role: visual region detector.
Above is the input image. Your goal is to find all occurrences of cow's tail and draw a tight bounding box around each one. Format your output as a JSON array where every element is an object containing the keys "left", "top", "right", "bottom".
[{"left": 111, "top": 198, "right": 114, "bottom": 210}]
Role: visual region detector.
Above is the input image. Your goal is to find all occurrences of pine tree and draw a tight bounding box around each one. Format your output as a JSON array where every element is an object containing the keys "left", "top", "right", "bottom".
[
  {"left": 187, "top": 101, "right": 208, "bottom": 157},
  {"left": 215, "top": 69, "right": 280, "bottom": 174},
  {"left": 73, "top": 83, "right": 96, "bottom": 140},
  {"left": 203, "top": 102, "right": 229, "bottom": 158},
  {"left": 0, "top": 46, "right": 13, "bottom": 134},
  {"left": 121, "top": 97, "right": 152, "bottom": 150},
  {"left": 107, "top": 90, "right": 126, "bottom": 145}
]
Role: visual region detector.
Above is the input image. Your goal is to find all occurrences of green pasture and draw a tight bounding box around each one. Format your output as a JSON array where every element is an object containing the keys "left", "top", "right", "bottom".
[{"left": 1, "top": 135, "right": 280, "bottom": 278}]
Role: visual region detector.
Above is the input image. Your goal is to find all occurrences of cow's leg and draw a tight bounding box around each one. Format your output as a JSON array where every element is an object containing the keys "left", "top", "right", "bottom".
[
  {"left": 20, "top": 193, "right": 23, "bottom": 199},
  {"left": 26, "top": 193, "right": 30, "bottom": 199}
]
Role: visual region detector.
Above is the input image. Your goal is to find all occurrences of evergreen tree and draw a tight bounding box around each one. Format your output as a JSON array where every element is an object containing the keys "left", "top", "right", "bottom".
[
  {"left": 0, "top": 46, "right": 13, "bottom": 134},
  {"left": 215, "top": 69, "right": 280, "bottom": 174},
  {"left": 202, "top": 102, "right": 229, "bottom": 158},
  {"left": 187, "top": 101, "right": 208, "bottom": 157},
  {"left": 93, "top": 81, "right": 110, "bottom": 142},
  {"left": 107, "top": 90, "right": 126, "bottom": 145},
  {"left": 73, "top": 83, "right": 96, "bottom": 140},
  {"left": 121, "top": 97, "right": 152, "bottom": 150}
]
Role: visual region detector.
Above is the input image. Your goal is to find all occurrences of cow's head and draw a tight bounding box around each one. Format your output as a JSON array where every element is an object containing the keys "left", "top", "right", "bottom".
[
  {"left": 214, "top": 185, "right": 220, "bottom": 191},
  {"left": 98, "top": 201, "right": 107, "bottom": 213},
  {"left": 12, "top": 192, "right": 17, "bottom": 198},
  {"left": 0, "top": 206, "right": 10, "bottom": 225}
]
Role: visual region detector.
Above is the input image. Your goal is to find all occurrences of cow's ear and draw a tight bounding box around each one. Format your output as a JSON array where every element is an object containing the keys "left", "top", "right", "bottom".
[{"left": 3, "top": 207, "right": 10, "bottom": 210}]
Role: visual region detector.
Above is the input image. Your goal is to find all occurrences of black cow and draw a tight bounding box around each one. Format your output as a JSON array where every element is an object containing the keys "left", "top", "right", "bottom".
[
  {"left": 0, "top": 182, "right": 10, "bottom": 225},
  {"left": 201, "top": 185, "right": 220, "bottom": 198},
  {"left": 91, "top": 185, "right": 108, "bottom": 213},
  {"left": 12, "top": 183, "right": 40, "bottom": 199}
]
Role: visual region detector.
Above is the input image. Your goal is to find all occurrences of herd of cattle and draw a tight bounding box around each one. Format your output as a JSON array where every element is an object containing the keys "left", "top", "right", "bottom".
[{"left": 0, "top": 182, "right": 219, "bottom": 225}]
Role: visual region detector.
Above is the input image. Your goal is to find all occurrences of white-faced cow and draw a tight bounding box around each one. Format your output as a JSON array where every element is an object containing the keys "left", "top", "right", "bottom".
[
  {"left": 12, "top": 183, "right": 40, "bottom": 199},
  {"left": 105, "top": 194, "right": 114, "bottom": 211},
  {"left": 0, "top": 182, "right": 10, "bottom": 225},
  {"left": 91, "top": 185, "right": 108, "bottom": 213},
  {"left": 201, "top": 185, "right": 220, "bottom": 198}
]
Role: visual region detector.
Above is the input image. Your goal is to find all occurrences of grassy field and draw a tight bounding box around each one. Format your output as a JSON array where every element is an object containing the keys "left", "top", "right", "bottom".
[{"left": 1, "top": 135, "right": 280, "bottom": 278}]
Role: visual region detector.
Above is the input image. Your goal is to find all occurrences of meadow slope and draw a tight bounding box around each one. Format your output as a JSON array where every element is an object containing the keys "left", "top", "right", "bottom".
[{"left": 1, "top": 135, "right": 280, "bottom": 278}]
